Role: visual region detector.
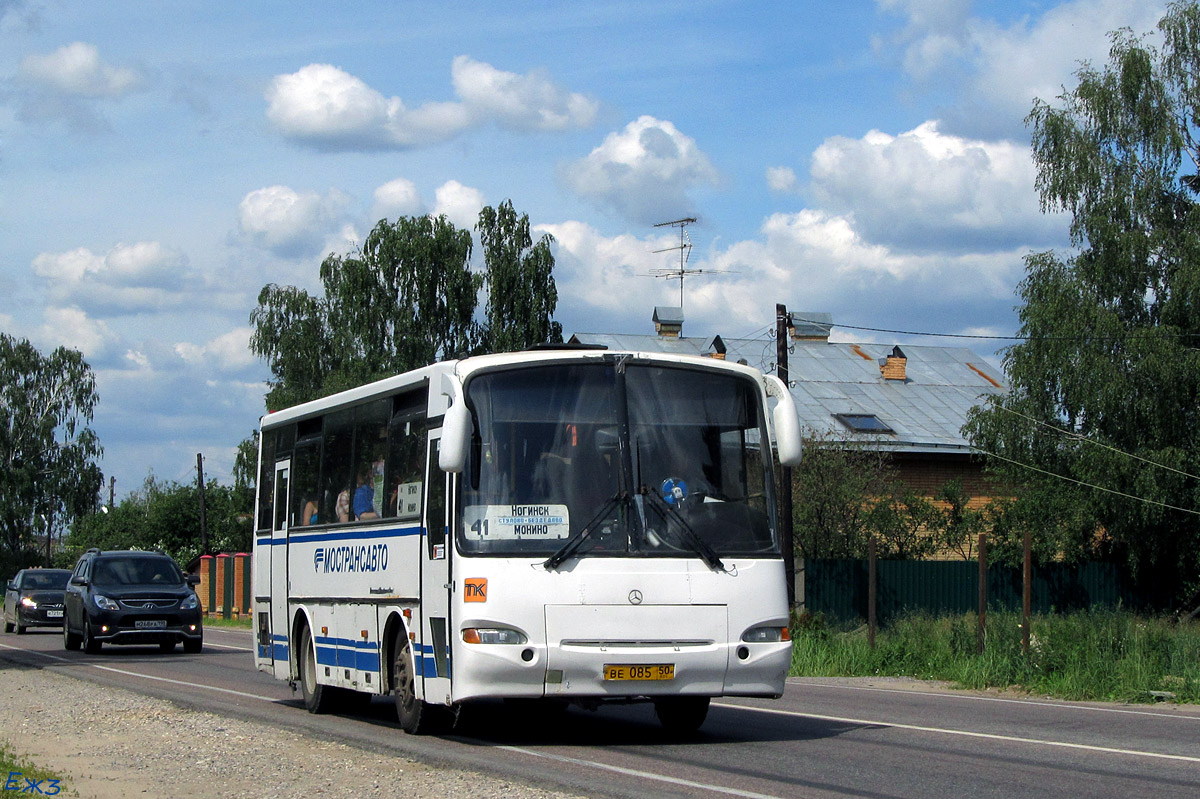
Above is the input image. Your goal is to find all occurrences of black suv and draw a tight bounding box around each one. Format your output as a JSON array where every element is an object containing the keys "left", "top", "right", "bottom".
[{"left": 64, "top": 549, "right": 203, "bottom": 653}]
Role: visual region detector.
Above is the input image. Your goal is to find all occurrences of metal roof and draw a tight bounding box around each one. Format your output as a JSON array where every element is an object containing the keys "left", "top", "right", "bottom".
[{"left": 568, "top": 331, "right": 1006, "bottom": 455}]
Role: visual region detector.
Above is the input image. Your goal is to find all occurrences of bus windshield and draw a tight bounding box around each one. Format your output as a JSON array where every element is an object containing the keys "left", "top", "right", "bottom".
[{"left": 459, "top": 360, "right": 777, "bottom": 559}]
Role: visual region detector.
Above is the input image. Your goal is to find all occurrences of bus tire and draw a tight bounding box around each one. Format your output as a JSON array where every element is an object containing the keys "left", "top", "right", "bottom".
[
  {"left": 299, "top": 625, "right": 335, "bottom": 714},
  {"left": 393, "top": 637, "right": 450, "bottom": 734},
  {"left": 653, "top": 696, "right": 710, "bottom": 733}
]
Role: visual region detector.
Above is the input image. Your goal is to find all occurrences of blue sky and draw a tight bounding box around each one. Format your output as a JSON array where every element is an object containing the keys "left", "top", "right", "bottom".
[{"left": 0, "top": 0, "right": 1168, "bottom": 500}]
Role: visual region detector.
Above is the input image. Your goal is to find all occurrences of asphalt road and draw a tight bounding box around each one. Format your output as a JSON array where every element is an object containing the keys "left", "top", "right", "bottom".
[{"left": 1, "top": 626, "right": 1198, "bottom": 799}]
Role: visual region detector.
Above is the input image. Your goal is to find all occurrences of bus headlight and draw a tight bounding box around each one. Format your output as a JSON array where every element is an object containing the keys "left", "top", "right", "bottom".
[
  {"left": 742, "top": 625, "right": 790, "bottom": 643},
  {"left": 462, "top": 627, "right": 527, "bottom": 645}
]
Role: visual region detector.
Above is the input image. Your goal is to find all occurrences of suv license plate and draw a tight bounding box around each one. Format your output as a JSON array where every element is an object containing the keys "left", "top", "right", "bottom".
[
  {"left": 603, "top": 664, "right": 675, "bottom": 681},
  {"left": 135, "top": 619, "right": 167, "bottom": 629},
  {"left": 46, "top": 610, "right": 62, "bottom": 618}
]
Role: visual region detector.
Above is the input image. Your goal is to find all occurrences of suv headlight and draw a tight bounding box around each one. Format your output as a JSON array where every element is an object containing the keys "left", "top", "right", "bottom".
[
  {"left": 742, "top": 625, "right": 791, "bottom": 643},
  {"left": 462, "top": 627, "right": 527, "bottom": 645},
  {"left": 19, "top": 597, "right": 36, "bottom": 608},
  {"left": 93, "top": 594, "right": 119, "bottom": 611},
  {"left": 180, "top": 594, "right": 199, "bottom": 611}
]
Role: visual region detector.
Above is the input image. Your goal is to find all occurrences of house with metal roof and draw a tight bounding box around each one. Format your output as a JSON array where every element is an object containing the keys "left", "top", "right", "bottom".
[{"left": 570, "top": 307, "right": 1007, "bottom": 501}]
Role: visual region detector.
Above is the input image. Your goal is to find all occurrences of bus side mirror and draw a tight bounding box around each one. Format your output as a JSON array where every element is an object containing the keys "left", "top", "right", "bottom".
[
  {"left": 439, "top": 373, "right": 469, "bottom": 474},
  {"left": 766, "top": 376, "right": 803, "bottom": 467}
]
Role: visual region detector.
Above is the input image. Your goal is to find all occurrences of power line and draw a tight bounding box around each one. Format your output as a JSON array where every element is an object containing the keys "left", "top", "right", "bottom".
[
  {"left": 973, "top": 446, "right": 1200, "bottom": 517},
  {"left": 948, "top": 382, "right": 1200, "bottom": 482}
]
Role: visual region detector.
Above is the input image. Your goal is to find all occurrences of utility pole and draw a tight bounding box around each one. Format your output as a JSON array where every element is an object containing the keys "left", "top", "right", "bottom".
[
  {"left": 197, "top": 453, "right": 209, "bottom": 555},
  {"left": 108, "top": 476, "right": 115, "bottom": 510},
  {"left": 776, "top": 303, "right": 796, "bottom": 607}
]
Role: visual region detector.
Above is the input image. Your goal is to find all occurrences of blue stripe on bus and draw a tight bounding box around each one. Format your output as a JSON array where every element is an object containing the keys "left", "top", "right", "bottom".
[
  {"left": 260, "top": 524, "right": 422, "bottom": 547},
  {"left": 316, "top": 634, "right": 382, "bottom": 673},
  {"left": 262, "top": 633, "right": 448, "bottom": 679}
]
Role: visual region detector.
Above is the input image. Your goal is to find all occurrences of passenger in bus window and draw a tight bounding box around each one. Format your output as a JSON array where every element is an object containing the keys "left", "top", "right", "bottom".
[
  {"left": 336, "top": 489, "right": 351, "bottom": 523},
  {"left": 353, "top": 466, "right": 379, "bottom": 520},
  {"left": 302, "top": 498, "right": 318, "bottom": 526}
]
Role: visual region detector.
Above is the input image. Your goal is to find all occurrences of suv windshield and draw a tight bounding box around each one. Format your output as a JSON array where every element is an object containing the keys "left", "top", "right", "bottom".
[
  {"left": 459, "top": 359, "right": 777, "bottom": 559},
  {"left": 92, "top": 557, "right": 184, "bottom": 586}
]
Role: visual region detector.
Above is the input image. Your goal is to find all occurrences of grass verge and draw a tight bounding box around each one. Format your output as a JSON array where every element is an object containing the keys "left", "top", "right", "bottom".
[
  {"left": 0, "top": 741, "right": 71, "bottom": 797},
  {"left": 790, "top": 609, "right": 1200, "bottom": 703}
]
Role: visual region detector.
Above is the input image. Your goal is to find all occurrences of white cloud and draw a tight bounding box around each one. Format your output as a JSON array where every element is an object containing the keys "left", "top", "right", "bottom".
[
  {"left": 266, "top": 57, "right": 597, "bottom": 151},
  {"left": 237, "top": 185, "right": 351, "bottom": 257},
  {"left": 19, "top": 42, "right": 143, "bottom": 97},
  {"left": 32, "top": 242, "right": 192, "bottom": 314},
  {"left": 563, "top": 116, "right": 720, "bottom": 225},
  {"left": 450, "top": 55, "right": 597, "bottom": 131},
  {"left": 36, "top": 306, "right": 119, "bottom": 359},
  {"left": 432, "top": 180, "right": 485, "bottom": 229},
  {"left": 372, "top": 177, "right": 424, "bottom": 221},
  {"left": 809, "top": 121, "right": 1066, "bottom": 253},
  {"left": 174, "top": 327, "right": 255, "bottom": 372},
  {"left": 878, "top": 0, "right": 1167, "bottom": 138},
  {"left": 766, "top": 166, "right": 798, "bottom": 193}
]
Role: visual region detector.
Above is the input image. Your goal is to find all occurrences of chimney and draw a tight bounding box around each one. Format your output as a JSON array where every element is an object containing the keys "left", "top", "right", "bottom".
[
  {"left": 788, "top": 312, "right": 833, "bottom": 341},
  {"left": 703, "top": 335, "right": 727, "bottom": 359},
  {"left": 653, "top": 306, "right": 684, "bottom": 338},
  {"left": 880, "top": 345, "right": 907, "bottom": 381}
]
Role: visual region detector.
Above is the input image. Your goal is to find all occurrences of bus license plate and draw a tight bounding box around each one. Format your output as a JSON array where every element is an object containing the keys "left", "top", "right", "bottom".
[
  {"left": 135, "top": 619, "right": 167, "bottom": 629},
  {"left": 603, "top": 664, "right": 674, "bottom": 681}
]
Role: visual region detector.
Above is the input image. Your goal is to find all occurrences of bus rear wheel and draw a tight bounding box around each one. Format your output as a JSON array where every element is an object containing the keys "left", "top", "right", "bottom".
[{"left": 653, "top": 696, "right": 710, "bottom": 733}]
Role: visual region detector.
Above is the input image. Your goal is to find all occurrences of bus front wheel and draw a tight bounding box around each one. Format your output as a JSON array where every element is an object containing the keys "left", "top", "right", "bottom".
[{"left": 393, "top": 637, "right": 454, "bottom": 734}]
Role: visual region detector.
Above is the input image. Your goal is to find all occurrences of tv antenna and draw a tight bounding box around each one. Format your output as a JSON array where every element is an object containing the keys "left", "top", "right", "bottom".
[{"left": 648, "top": 217, "right": 730, "bottom": 309}]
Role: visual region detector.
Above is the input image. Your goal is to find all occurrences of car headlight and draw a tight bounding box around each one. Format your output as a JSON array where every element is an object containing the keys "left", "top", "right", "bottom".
[
  {"left": 741, "top": 625, "right": 791, "bottom": 643},
  {"left": 93, "top": 594, "right": 119, "bottom": 611},
  {"left": 180, "top": 594, "right": 199, "bottom": 611},
  {"left": 19, "top": 597, "right": 36, "bottom": 608},
  {"left": 462, "top": 627, "right": 527, "bottom": 645}
]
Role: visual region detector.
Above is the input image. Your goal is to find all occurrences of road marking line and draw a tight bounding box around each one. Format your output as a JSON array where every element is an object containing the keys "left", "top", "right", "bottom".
[
  {"left": 0, "top": 643, "right": 280, "bottom": 702},
  {"left": 201, "top": 641, "right": 254, "bottom": 651},
  {"left": 713, "top": 702, "right": 1200, "bottom": 763},
  {"left": 789, "top": 679, "right": 1200, "bottom": 721},
  {"left": 494, "top": 745, "right": 785, "bottom": 799},
  {"left": 87, "top": 664, "right": 281, "bottom": 702}
]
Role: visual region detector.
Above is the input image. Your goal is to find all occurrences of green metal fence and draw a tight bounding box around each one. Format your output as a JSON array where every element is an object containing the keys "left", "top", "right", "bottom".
[{"left": 803, "top": 559, "right": 1143, "bottom": 624}]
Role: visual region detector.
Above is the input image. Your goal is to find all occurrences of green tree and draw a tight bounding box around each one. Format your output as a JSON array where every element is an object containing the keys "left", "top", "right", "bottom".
[
  {"left": 0, "top": 333, "right": 103, "bottom": 564},
  {"left": 478, "top": 199, "right": 563, "bottom": 353},
  {"left": 251, "top": 214, "right": 479, "bottom": 410},
  {"left": 65, "top": 475, "right": 251, "bottom": 567},
  {"left": 791, "top": 431, "right": 939, "bottom": 560},
  {"left": 250, "top": 203, "right": 564, "bottom": 410},
  {"left": 966, "top": 1, "right": 1200, "bottom": 604}
]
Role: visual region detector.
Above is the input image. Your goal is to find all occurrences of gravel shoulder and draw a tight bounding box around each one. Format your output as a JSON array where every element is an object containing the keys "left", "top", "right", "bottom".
[{"left": 0, "top": 664, "right": 584, "bottom": 799}]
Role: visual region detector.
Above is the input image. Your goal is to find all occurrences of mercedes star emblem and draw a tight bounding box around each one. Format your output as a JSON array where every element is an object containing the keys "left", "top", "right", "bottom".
[{"left": 628, "top": 589, "right": 643, "bottom": 605}]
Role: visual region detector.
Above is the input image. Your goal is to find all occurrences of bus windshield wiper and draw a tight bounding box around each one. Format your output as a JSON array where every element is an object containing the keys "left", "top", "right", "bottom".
[
  {"left": 543, "top": 492, "right": 625, "bottom": 570},
  {"left": 644, "top": 490, "right": 725, "bottom": 573}
]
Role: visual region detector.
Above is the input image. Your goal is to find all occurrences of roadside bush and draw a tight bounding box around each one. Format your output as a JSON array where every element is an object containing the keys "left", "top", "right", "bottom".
[{"left": 790, "top": 609, "right": 1200, "bottom": 703}]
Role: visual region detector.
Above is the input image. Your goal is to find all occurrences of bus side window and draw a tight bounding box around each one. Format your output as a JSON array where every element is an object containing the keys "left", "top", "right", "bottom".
[
  {"left": 385, "top": 394, "right": 426, "bottom": 521},
  {"left": 257, "top": 430, "right": 277, "bottom": 532},
  {"left": 323, "top": 409, "right": 354, "bottom": 524},
  {"left": 425, "top": 439, "right": 445, "bottom": 558},
  {"left": 352, "top": 399, "right": 390, "bottom": 521}
]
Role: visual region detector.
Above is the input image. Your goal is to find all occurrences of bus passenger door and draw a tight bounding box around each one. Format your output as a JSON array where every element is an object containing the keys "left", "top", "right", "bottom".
[
  {"left": 267, "top": 460, "right": 290, "bottom": 672},
  {"left": 419, "top": 431, "right": 452, "bottom": 706}
]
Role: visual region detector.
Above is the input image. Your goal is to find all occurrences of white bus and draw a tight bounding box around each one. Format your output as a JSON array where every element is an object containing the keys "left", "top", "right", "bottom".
[{"left": 252, "top": 347, "right": 802, "bottom": 733}]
